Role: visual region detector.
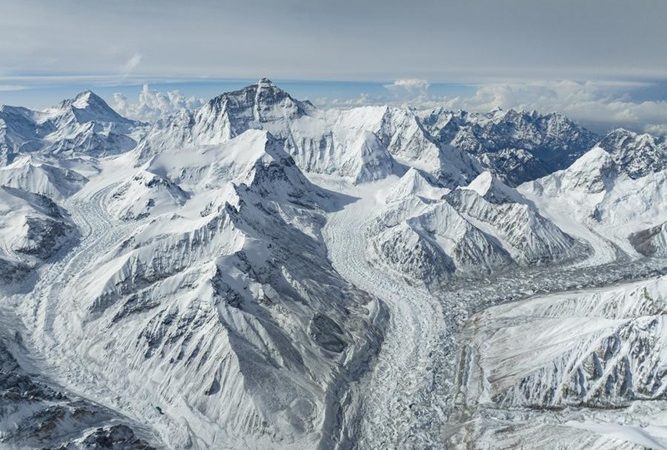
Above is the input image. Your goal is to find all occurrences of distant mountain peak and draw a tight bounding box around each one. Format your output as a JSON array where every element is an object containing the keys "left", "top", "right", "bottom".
[
  {"left": 48, "top": 90, "right": 135, "bottom": 127},
  {"left": 71, "top": 90, "right": 100, "bottom": 108},
  {"left": 420, "top": 106, "right": 600, "bottom": 185},
  {"left": 257, "top": 77, "right": 274, "bottom": 86},
  {"left": 190, "top": 80, "right": 313, "bottom": 144},
  {"left": 596, "top": 128, "right": 666, "bottom": 179}
]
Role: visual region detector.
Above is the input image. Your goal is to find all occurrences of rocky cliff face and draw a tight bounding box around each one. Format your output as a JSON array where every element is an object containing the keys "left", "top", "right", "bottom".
[{"left": 421, "top": 108, "right": 600, "bottom": 185}]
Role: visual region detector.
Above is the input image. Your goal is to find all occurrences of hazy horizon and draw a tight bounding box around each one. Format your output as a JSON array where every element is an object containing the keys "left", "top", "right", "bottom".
[{"left": 2, "top": 0, "right": 667, "bottom": 134}]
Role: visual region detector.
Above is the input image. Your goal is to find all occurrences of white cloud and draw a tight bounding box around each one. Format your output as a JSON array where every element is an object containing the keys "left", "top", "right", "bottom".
[
  {"left": 645, "top": 124, "right": 667, "bottom": 136},
  {"left": 385, "top": 78, "right": 430, "bottom": 91},
  {"left": 121, "top": 53, "right": 142, "bottom": 77},
  {"left": 434, "top": 80, "right": 667, "bottom": 135},
  {"left": 384, "top": 79, "right": 431, "bottom": 99},
  {"left": 0, "top": 84, "right": 26, "bottom": 91},
  {"left": 110, "top": 80, "right": 667, "bottom": 136},
  {"left": 112, "top": 84, "right": 204, "bottom": 122},
  {"left": 314, "top": 93, "right": 374, "bottom": 109}
]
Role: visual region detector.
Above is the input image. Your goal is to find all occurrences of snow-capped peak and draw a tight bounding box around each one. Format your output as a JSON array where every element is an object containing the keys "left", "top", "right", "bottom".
[
  {"left": 257, "top": 77, "right": 274, "bottom": 88},
  {"left": 384, "top": 167, "right": 447, "bottom": 203},
  {"left": 188, "top": 80, "right": 313, "bottom": 144},
  {"left": 0, "top": 90, "right": 140, "bottom": 163},
  {"left": 204, "top": 79, "right": 312, "bottom": 120},
  {"left": 596, "top": 128, "right": 666, "bottom": 179},
  {"left": 550, "top": 146, "right": 616, "bottom": 193},
  {"left": 463, "top": 170, "right": 522, "bottom": 203},
  {"left": 51, "top": 90, "right": 135, "bottom": 126},
  {"left": 71, "top": 90, "right": 103, "bottom": 109}
]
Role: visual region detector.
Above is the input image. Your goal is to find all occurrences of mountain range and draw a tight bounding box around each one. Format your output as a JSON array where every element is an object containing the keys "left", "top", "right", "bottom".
[{"left": 0, "top": 79, "right": 665, "bottom": 449}]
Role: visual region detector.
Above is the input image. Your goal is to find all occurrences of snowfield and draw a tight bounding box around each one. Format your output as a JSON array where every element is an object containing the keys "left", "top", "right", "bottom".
[
  {"left": 451, "top": 277, "right": 667, "bottom": 449},
  {"left": 0, "top": 80, "right": 666, "bottom": 449}
]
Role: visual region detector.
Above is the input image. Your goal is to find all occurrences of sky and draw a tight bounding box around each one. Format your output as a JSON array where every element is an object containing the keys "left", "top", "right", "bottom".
[{"left": 1, "top": 0, "right": 667, "bottom": 134}]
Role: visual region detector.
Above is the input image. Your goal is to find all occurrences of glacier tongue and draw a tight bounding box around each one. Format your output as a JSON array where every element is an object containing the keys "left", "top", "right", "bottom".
[{"left": 8, "top": 130, "right": 384, "bottom": 449}]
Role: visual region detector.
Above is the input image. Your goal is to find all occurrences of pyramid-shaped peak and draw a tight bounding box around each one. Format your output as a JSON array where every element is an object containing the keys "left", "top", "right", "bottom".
[
  {"left": 71, "top": 90, "right": 107, "bottom": 109},
  {"left": 199, "top": 78, "right": 314, "bottom": 135},
  {"left": 209, "top": 79, "right": 295, "bottom": 104},
  {"left": 464, "top": 170, "right": 522, "bottom": 204},
  {"left": 47, "top": 90, "right": 135, "bottom": 126},
  {"left": 385, "top": 167, "right": 446, "bottom": 203}
]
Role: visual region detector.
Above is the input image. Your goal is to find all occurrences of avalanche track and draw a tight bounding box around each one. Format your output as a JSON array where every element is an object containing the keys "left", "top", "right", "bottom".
[{"left": 322, "top": 182, "right": 450, "bottom": 449}]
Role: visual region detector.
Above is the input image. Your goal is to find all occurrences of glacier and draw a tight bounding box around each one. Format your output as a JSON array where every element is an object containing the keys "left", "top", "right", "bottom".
[{"left": 0, "top": 79, "right": 666, "bottom": 449}]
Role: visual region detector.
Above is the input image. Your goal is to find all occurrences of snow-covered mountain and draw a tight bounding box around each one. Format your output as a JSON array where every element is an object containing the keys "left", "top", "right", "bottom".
[
  {"left": 0, "top": 186, "right": 78, "bottom": 283},
  {"left": 367, "top": 169, "right": 587, "bottom": 285},
  {"left": 0, "top": 91, "right": 142, "bottom": 165},
  {"left": 596, "top": 128, "right": 667, "bottom": 179},
  {"left": 0, "top": 155, "right": 88, "bottom": 200},
  {"left": 630, "top": 222, "right": 667, "bottom": 257},
  {"left": 421, "top": 108, "right": 600, "bottom": 185},
  {"left": 519, "top": 140, "right": 667, "bottom": 261},
  {"left": 10, "top": 126, "right": 382, "bottom": 448},
  {"left": 1, "top": 80, "right": 666, "bottom": 449},
  {"left": 452, "top": 276, "right": 667, "bottom": 449},
  {"left": 138, "top": 79, "right": 480, "bottom": 185}
]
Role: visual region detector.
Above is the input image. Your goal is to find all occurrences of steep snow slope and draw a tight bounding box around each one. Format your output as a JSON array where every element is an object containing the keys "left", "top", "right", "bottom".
[
  {"left": 0, "top": 105, "right": 44, "bottom": 161},
  {"left": 448, "top": 171, "right": 588, "bottom": 265},
  {"left": 382, "top": 167, "right": 446, "bottom": 203},
  {"left": 19, "top": 130, "right": 382, "bottom": 449},
  {"left": 138, "top": 80, "right": 480, "bottom": 185},
  {"left": 285, "top": 106, "right": 398, "bottom": 183},
  {"left": 0, "top": 155, "right": 88, "bottom": 199},
  {"left": 377, "top": 106, "right": 480, "bottom": 185},
  {"left": 0, "top": 186, "right": 78, "bottom": 283},
  {"left": 370, "top": 197, "right": 512, "bottom": 283},
  {"left": 367, "top": 170, "right": 585, "bottom": 284},
  {"left": 107, "top": 169, "right": 189, "bottom": 220},
  {"left": 0, "top": 91, "right": 142, "bottom": 164},
  {"left": 146, "top": 128, "right": 303, "bottom": 190},
  {"left": 452, "top": 276, "right": 667, "bottom": 449},
  {"left": 461, "top": 170, "right": 523, "bottom": 203},
  {"left": 520, "top": 145, "right": 667, "bottom": 260}
]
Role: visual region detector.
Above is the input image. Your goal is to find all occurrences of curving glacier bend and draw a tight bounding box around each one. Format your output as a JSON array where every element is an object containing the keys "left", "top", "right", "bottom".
[{"left": 1, "top": 80, "right": 667, "bottom": 449}]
